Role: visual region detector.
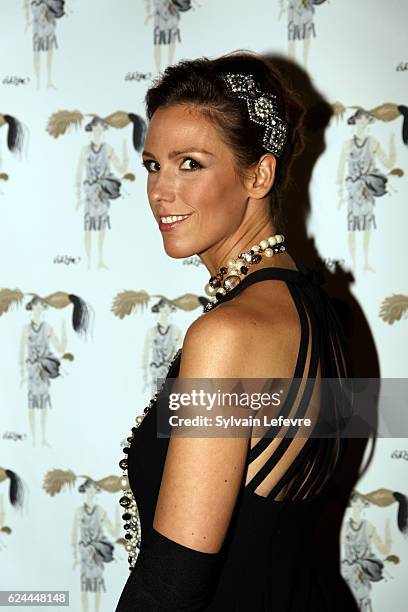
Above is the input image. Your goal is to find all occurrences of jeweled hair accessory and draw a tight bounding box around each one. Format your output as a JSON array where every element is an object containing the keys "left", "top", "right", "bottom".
[{"left": 219, "top": 72, "right": 289, "bottom": 157}]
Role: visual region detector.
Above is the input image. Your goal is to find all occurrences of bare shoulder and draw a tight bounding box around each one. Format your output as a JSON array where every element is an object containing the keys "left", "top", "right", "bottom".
[{"left": 179, "top": 288, "right": 301, "bottom": 378}]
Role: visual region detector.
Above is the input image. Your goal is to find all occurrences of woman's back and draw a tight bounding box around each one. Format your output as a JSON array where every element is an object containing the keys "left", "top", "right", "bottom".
[{"left": 117, "top": 264, "right": 358, "bottom": 611}]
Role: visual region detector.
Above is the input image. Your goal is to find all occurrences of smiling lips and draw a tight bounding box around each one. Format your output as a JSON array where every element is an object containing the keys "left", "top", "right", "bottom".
[{"left": 159, "top": 214, "right": 192, "bottom": 231}]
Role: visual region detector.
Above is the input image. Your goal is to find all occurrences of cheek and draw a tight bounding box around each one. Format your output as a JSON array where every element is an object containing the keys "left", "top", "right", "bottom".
[{"left": 180, "top": 170, "right": 245, "bottom": 218}]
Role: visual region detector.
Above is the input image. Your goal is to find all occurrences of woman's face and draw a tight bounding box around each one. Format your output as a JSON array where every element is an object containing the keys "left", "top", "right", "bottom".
[
  {"left": 31, "top": 301, "right": 46, "bottom": 315},
  {"left": 90, "top": 122, "right": 105, "bottom": 141},
  {"left": 85, "top": 483, "right": 98, "bottom": 496},
  {"left": 351, "top": 496, "right": 366, "bottom": 512},
  {"left": 158, "top": 303, "right": 173, "bottom": 317},
  {"left": 142, "top": 104, "right": 249, "bottom": 259},
  {"left": 355, "top": 113, "right": 370, "bottom": 128}
]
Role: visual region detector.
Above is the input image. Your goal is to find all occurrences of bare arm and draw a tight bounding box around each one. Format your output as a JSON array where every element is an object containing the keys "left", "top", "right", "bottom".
[
  {"left": 46, "top": 321, "right": 67, "bottom": 354},
  {"left": 72, "top": 508, "right": 79, "bottom": 568},
  {"left": 174, "top": 325, "right": 183, "bottom": 351},
  {"left": 23, "top": 0, "right": 30, "bottom": 31},
  {"left": 75, "top": 146, "right": 87, "bottom": 210},
  {"left": 337, "top": 139, "right": 350, "bottom": 208},
  {"left": 372, "top": 134, "right": 396, "bottom": 169},
  {"left": 100, "top": 506, "right": 121, "bottom": 539},
  {"left": 153, "top": 302, "right": 298, "bottom": 552},
  {"left": 19, "top": 325, "right": 28, "bottom": 384},
  {"left": 337, "top": 139, "right": 350, "bottom": 186},
  {"left": 277, "top": 0, "right": 287, "bottom": 19},
  {"left": 368, "top": 518, "right": 392, "bottom": 556},
  {"left": 142, "top": 327, "right": 154, "bottom": 376},
  {"left": 107, "top": 142, "right": 128, "bottom": 174},
  {"left": 153, "top": 313, "right": 251, "bottom": 553},
  {"left": 145, "top": 0, "right": 152, "bottom": 24}
]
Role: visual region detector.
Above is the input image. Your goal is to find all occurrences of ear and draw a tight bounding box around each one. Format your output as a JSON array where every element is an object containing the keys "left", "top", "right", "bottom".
[{"left": 243, "top": 154, "right": 276, "bottom": 199}]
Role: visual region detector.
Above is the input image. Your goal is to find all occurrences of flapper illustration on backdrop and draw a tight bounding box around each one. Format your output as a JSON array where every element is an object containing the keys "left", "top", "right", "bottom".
[
  {"left": 24, "top": 0, "right": 66, "bottom": 89},
  {"left": 144, "top": 0, "right": 200, "bottom": 72},
  {"left": 277, "top": 0, "right": 328, "bottom": 69},
  {"left": 0, "top": 467, "right": 25, "bottom": 551},
  {"left": 0, "top": 289, "right": 93, "bottom": 448},
  {"left": 333, "top": 101, "right": 407, "bottom": 273},
  {"left": 340, "top": 488, "right": 408, "bottom": 611},
  {"left": 0, "top": 113, "right": 26, "bottom": 189},
  {"left": 142, "top": 298, "right": 182, "bottom": 395},
  {"left": 379, "top": 294, "right": 408, "bottom": 324},
  {"left": 111, "top": 290, "right": 208, "bottom": 395},
  {"left": 46, "top": 110, "right": 147, "bottom": 269},
  {"left": 43, "top": 470, "right": 122, "bottom": 610}
]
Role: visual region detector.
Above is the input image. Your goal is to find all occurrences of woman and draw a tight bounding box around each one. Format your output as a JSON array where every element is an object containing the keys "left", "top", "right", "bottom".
[
  {"left": 143, "top": 298, "right": 182, "bottom": 394},
  {"left": 12, "top": 290, "right": 90, "bottom": 446},
  {"left": 341, "top": 492, "right": 389, "bottom": 612},
  {"left": 47, "top": 108, "right": 146, "bottom": 270},
  {"left": 73, "top": 479, "right": 118, "bottom": 609},
  {"left": 78, "top": 117, "right": 125, "bottom": 269},
  {"left": 341, "top": 488, "right": 407, "bottom": 611},
  {"left": 116, "top": 51, "right": 359, "bottom": 610},
  {"left": 337, "top": 109, "right": 393, "bottom": 273}
]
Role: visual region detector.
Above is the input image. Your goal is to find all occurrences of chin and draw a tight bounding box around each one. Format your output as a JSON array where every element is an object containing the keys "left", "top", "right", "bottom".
[{"left": 162, "top": 239, "right": 196, "bottom": 260}]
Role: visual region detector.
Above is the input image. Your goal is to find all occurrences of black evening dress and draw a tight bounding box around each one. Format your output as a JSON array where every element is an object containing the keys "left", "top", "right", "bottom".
[{"left": 115, "top": 265, "right": 359, "bottom": 611}]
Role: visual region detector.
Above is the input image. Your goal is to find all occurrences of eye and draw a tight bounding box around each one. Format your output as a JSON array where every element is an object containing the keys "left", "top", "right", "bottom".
[
  {"left": 142, "top": 159, "right": 159, "bottom": 173},
  {"left": 180, "top": 157, "right": 203, "bottom": 171}
]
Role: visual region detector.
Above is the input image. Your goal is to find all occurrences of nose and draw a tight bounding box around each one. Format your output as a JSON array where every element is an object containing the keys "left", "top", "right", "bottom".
[{"left": 148, "top": 167, "right": 176, "bottom": 207}]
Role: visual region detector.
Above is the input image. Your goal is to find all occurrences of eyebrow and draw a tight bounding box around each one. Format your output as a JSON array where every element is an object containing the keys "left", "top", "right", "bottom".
[{"left": 142, "top": 148, "right": 215, "bottom": 159}]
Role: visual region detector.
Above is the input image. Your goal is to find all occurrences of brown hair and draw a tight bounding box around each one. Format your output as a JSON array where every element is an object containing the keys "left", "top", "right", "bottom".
[{"left": 145, "top": 51, "right": 306, "bottom": 229}]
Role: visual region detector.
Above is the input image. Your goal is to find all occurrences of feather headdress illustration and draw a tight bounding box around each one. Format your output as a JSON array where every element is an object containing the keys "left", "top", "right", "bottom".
[{"left": 46, "top": 109, "right": 147, "bottom": 268}]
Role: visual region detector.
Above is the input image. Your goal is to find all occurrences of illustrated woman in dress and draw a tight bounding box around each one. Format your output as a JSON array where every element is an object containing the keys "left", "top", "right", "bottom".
[
  {"left": 0, "top": 467, "right": 25, "bottom": 550},
  {"left": 0, "top": 288, "right": 91, "bottom": 447},
  {"left": 73, "top": 479, "right": 120, "bottom": 612},
  {"left": 145, "top": 0, "right": 195, "bottom": 72},
  {"left": 24, "top": 0, "right": 66, "bottom": 89},
  {"left": 143, "top": 298, "right": 182, "bottom": 394},
  {"left": 111, "top": 291, "right": 207, "bottom": 394},
  {"left": 115, "top": 52, "right": 367, "bottom": 610},
  {"left": 46, "top": 110, "right": 146, "bottom": 269},
  {"left": 0, "top": 113, "right": 26, "bottom": 187},
  {"left": 341, "top": 489, "right": 407, "bottom": 611},
  {"left": 43, "top": 469, "right": 122, "bottom": 612},
  {"left": 338, "top": 109, "right": 396, "bottom": 272},
  {"left": 278, "top": 0, "right": 326, "bottom": 69}
]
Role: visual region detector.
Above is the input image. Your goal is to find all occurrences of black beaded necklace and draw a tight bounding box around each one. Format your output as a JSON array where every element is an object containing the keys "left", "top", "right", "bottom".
[{"left": 118, "top": 348, "right": 182, "bottom": 570}]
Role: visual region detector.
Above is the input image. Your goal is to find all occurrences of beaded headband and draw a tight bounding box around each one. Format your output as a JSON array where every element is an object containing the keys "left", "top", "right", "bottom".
[{"left": 219, "top": 72, "right": 289, "bottom": 157}]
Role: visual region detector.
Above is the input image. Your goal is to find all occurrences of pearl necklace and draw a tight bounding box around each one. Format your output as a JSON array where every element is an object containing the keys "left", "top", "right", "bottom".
[
  {"left": 118, "top": 348, "right": 182, "bottom": 571},
  {"left": 204, "top": 234, "right": 286, "bottom": 311}
]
